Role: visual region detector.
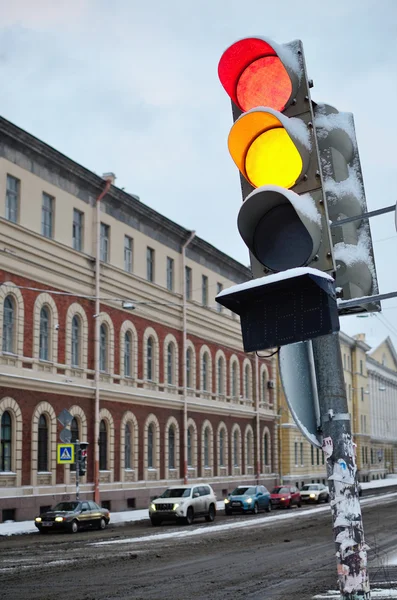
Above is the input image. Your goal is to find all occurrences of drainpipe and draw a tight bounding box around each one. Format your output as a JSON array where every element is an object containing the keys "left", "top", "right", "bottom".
[
  {"left": 255, "top": 353, "right": 260, "bottom": 484},
  {"left": 94, "top": 177, "right": 112, "bottom": 504},
  {"left": 182, "top": 231, "right": 196, "bottom": 484}
]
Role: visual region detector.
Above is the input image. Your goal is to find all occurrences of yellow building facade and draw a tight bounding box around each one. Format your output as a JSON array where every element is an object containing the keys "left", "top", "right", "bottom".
[{"left": 278, "top": 332, "right": 397, "bottom": 486}]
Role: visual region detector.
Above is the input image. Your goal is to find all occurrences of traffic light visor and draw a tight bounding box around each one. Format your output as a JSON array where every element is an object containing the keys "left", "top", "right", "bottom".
[
  {"left": 218, "top": 37, "right": 294, "bottom": 112},
  {"left": 228, "top": 108, "right": 307, "bottom": 189}
]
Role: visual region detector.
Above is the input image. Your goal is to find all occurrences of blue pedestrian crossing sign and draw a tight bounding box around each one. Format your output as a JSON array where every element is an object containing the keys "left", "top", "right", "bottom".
[{"left": 57, "top": 444, "right": 75, "bottom": 464}]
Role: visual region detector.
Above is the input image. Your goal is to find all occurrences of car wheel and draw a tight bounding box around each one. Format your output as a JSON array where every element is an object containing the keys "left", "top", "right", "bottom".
[
  {"left": 252, "top": 502, "right": 259, "bottom": 515},
  {"left": 150, "top": 518, "right": 161, "bottom": 526},
  {"left": 205, "top": 504, "right": 216, "bottom": 522},
  {"left": 324, "top": 495, "right": 330, "bottom": 503},
  {"left": 38, "top": 528, "right": 47, "bottom": 534},
  {"left": 265, "top": 501, "right": 272, "bottom": 513},
  {"left": 297, "top": 502, "right": 302, "bottom": 508},
  {"left": 185, "top": 507, "right": 194, "bottom": 525},
  {"left": 70, "top": 520, "right": 79, "bottom": 534},
  {"left": 98, "top": 517, "right": 107, "bottom": 530}
]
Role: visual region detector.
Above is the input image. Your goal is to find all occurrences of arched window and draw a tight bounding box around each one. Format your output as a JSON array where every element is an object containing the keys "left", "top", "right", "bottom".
[
  {"left": 247, "top": 430, "right": 253, "bottom": 466},
  {"left": 99, "top": 420, "right": 107, "bottom": 470},
  {"left": 186, "top": 348, "right": 192, "bottom": 388},
  {"left": 167, "top": 343, "right": 174, "bottom": 385},
  {"left": 39, "top": 306, "right": 50, "bottom": 361},
  {"left": 1, "top": 411, "right": 12, "bottom": 471},
  {"left": 233, "top": 430, "right": 238, "bottom": 467},
  {"left": 217, "top": 357, "right": 224, "bottom": 395},
  {"left": 261, "top": 371, "right": 268, "bottom": 403},
  {"left": 168, "top": 426, "right": 175, "bottom": 469},
  {"left": 202, "top": 353, "right": 208, "bottom": 391},
  {"left": 219, "top": 429, "right": 225, "bottom": 466},
  {"left": 38, "top": 415, "right": 48, "bottom": 472},
  {"left": 125, "top": 423, "right": 132, "bottom": 469},
  {"left": 204, "top": 428, "right": 210, "bottom": 467},
  {"left": 70, "top": 417, "right": 79, "bottom": 471},
  {"left": 99, "top": 324, "right": 107, "bottom": 372},
  {"left": 231, "top": 362, "right": 238, "bottom": 398},
  {"left": 264, "top": 432, "right": 269, "bottom": 466},
  {"left": 124, "top": 331, "right": 132, "bottom": 378},
  {"left": 71, "top": 315, "right": 80, "bottom": 367},
  {"left": 244, "top": 364, "right": 250, "bottom": 399},
  {"left": 3, "top": 296, "right": 15, "bottom": 353},
  {"left": 148, "top": 423, "right": 154, "bottom": 468},
  {"left": 187, "top": 427, "right": 192, "bottom": 466},
  {"left": 147, "top": 337, "right": 154, "bottom": 381}
]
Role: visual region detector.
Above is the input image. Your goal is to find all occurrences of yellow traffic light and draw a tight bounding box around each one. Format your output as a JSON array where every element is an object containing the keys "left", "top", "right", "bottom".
[{"left": 228, "top": 108, "right": 310, "bottom": 189}]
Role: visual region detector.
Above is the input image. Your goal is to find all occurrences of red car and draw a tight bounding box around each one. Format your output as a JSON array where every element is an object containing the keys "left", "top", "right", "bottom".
[{"left": 270, "top": 485, "right": 301, "bottom": 509}]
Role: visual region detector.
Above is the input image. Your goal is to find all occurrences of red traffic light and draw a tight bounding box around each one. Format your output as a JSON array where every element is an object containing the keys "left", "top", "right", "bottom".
[{"left": 218, "top": 37, "right": 298, "bottom": 112}]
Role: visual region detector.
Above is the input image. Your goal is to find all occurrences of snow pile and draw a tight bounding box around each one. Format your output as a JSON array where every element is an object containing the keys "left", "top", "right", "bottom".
[{"left": 324, "top": 167, "right": 364, "bottom": 208}]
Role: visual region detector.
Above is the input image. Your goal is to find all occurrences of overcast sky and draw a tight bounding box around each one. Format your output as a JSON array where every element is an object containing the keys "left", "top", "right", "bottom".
[{"left": 1, "top": 0, "right": 396, "bottom": 349}]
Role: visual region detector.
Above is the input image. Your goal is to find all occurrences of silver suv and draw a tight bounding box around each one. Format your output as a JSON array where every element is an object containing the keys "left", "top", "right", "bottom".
[{"left": 149, "top": 484, "right": 217, "bottom": 526}]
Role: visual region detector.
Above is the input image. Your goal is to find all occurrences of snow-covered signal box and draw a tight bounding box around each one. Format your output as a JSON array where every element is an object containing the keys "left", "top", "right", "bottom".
[{"left": 216, "top": 37, "right": 378, "bottom": 349}]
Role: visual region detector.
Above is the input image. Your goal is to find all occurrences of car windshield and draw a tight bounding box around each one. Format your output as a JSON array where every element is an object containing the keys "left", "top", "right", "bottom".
[
  {"left": 231, "top": 487, "right": 256, "bottom": 496},
  {"left": 159, "top": 488, "right": 191, "bottom": 498},
  {"left": 271, "top": 487, "right": 290, "bottom": 494},
  {"left": 301, "top": 485, "right": 319, "bottom": 491},
  {"left": 52, "top": 502, "right": 80, "bottom": 512}
]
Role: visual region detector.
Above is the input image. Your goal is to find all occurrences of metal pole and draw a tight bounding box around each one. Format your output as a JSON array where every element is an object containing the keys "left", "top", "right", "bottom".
[
  {"left": 182, "top": 231, "right": 196, "bottom": 485},
  {"left": 254, "top": 353, "right": 260, "bottom": 484},
  {"left": 75, "top": 440, "right": 80, "bottom": 501},
  {"left": 312, "top": 333, "right": 370, "bottom": 599},
  {"left": 94, "top": 178, "right": 112, "bottom": 504}
]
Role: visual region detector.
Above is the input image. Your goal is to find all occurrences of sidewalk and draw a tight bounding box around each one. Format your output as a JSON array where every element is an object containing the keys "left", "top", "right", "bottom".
[{"left": 1, "top": 476, "right": 396, "bottom": 537}]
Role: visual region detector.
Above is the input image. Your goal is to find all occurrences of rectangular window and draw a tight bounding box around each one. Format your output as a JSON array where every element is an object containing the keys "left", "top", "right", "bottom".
[
  {"left": 72, "top": 209, "right": 84, "bottom": 251},
  {"left": 360, "top": 360, "right": 363, "bottom": 375},
  {"left": 166, "top": 257, "right": 174, "bottom": 291},
  {"left": 6, "top": 175, "right": 19, "bottom": 223},
  {"left": 300, "top": 442, "right": 304, "bottom": 466},
  {"left": 185, "top": 266, "right": 192, "bottom": 300},
  {"left": 202, "top": 275, "right": 208, "bottom": 306},
  {"left": 124, "top": 236, "right": 133, "bottom": 272},
  {"left": 147, "top": 247, "right": 155, "bottom": 282},
  {"left": 311, "top": 445, "right": 314, "bottom": 465},
  {"left": 100, "top": 223, "right": 110, "bottom": 262},
  {"left": 361, "top": 387, "right": 364, "bottom": 402},
  {"left": 42, "top": 193, "right": 54, "bottom": 238},
  {"left": 216, "top": 282, "right": 223, "bottom": 312},
  {"left": 294, "top": 442, "right": 298, "bottom": 466},
  {"left": 343, "top": 354, "right": 346, "bottom": 369}
]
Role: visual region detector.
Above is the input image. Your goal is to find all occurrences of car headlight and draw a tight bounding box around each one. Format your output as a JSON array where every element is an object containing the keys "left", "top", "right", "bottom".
[
  {"left": 172, "top": 503, "right": 180, "bottom": 510},
  {"left": 150, "top": 503, "right": 156, "bottom": 511},
  {"left": 309, "top": 493, "right": 316, "bottom": 499},
  {"left": 280, "top": 497, "right": 285, "bottom": 501},
  {"left": 224, "top": 499, "right": 230, "bottom": 504},
  {"left": 55, "top": 517, "right": 64, "bottom": 522},
  {"left": 246, "top": 498, "right": 252, "bottom": 504},
  {"left": 35, "top": 517, "right": 42, "bottom": 523}
]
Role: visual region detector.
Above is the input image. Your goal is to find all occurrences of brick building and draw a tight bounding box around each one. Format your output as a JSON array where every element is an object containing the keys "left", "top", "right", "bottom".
[{"left": 0, "top": 116, "right": 278, "bottom": 521}]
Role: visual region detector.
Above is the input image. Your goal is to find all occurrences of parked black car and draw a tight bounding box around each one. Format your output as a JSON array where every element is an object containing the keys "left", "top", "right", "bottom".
[{"left": 34, "top": 500, "right": 110, "bottom": 534}]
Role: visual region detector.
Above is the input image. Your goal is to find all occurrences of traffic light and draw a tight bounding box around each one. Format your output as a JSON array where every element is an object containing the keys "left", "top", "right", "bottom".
[
  {"left": 218, "top": 36, "right": 334, "bottom": 280},
  {"left": 216, "top": 37, "right": 339, "bottom": 349},
  {"left": 79, "top": 442, "right": 89, "bottom": 477},
  {"left": 314, "top": 103, "right": 379, "bottom": 313}
]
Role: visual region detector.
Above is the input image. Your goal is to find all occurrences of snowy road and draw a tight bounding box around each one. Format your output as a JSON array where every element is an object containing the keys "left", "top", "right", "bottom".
[{"left": 0, "top": 492, "right": 396, "bottom": 599}]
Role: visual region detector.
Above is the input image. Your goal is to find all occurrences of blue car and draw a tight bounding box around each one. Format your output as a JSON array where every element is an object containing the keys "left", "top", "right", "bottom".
[{"left": 224, "top": 485, "right": 272, "bottom": 515}]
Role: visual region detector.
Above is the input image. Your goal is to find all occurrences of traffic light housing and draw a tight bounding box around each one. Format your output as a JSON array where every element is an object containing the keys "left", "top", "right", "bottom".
[
  {"left": 314, "top": 103, "right": 379, "bottom": 313},
  {"left": 218, "top": 37, "right": 334, "bottom": 280},
  {"left": 78, "top": 442, "right": 89, "bottom": 476}
]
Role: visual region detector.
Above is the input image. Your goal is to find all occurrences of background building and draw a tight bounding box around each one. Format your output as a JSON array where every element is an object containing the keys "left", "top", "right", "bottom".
[{"left": 0, "top": 116, "right": 278, "bottom": 521}]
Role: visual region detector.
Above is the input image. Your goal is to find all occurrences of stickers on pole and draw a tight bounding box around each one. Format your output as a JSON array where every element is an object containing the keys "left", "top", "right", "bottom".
[{"left": 322, "top": 436, "right": 333, "bottom": 458}]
